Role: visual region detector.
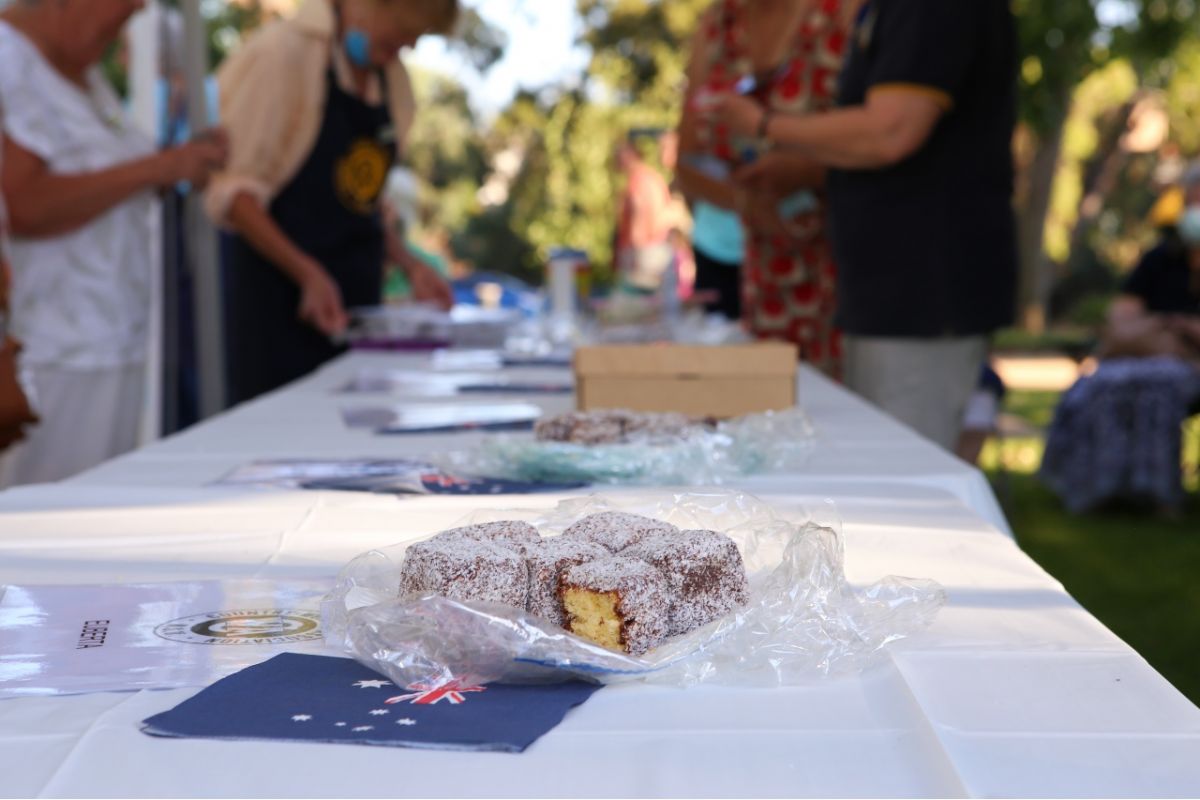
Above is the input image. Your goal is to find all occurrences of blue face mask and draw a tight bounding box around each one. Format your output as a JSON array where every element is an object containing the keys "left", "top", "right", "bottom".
[
  {"left": 1180, "top": 206, "right": 1200, "bottom": 246},
  {"left": 343, "top": 28, "right": 371, "bottom": 68}
]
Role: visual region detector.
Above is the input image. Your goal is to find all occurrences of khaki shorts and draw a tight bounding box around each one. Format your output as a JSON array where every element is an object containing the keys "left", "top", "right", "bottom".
[{"left": 843, "top": 335, "right": 988, "bottom": 451}]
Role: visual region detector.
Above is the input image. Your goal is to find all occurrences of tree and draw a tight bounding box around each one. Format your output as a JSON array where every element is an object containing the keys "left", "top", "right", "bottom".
[
  {"left": 406, "top": 68, "right": 490, "bottom": 235},
  {"left": 402, "top": 66, "right": 537, "bottom": 279},
  {"left": 1014, "top": 0, "right": 1198, "bottom": 331},
  {"left": 475, "top": 0, "right": 708, "bottom": 284},
  {"left": 446, "top": 7, "right": 507, "bottom": 74}
]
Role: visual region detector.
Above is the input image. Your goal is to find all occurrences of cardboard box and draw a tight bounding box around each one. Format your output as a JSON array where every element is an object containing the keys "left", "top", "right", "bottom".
[{"left": 574, "top": 343, "right": 798, "bottom": 418}]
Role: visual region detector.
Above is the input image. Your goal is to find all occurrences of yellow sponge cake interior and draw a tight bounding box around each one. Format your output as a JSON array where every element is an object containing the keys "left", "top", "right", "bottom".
[{"left": 562, "top": 588, "right": 624, "bottom": 651}]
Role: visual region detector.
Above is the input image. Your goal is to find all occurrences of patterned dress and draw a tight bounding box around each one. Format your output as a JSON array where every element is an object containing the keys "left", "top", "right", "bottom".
[
  {"left": 696, "top": 0, "right": 850, "bottom": 376},
  {"left": 1040, "top": 358, "right": 1200, "bottom": 513}
]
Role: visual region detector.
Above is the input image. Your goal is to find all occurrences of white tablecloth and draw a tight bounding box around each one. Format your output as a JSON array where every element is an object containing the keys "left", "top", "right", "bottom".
[{"left": 1, "top": 351, "right": 1197, "bottom": 798}]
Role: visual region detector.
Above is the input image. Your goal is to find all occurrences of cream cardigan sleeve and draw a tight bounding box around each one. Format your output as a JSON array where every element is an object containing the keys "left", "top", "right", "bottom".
[{"left": 203, "top": 22, "right": 325, "bottom": 227}]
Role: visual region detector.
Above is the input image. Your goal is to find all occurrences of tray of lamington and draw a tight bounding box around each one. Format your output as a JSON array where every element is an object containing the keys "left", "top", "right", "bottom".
[{"left": 322, "top": 493, "right": 946, "bottom": 689}]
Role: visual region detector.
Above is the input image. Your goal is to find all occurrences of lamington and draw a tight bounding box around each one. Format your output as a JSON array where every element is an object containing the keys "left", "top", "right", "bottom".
[
  {"left": 534, "top": 410, "right": 628, "bottom": 445},
  {"left": 624, "top": 528, "right": 750, "bottom": 636},
  {"left": 534, "top": 409, "right": 704, "bottom": 445},
  {"left": 559, "top": 556, "right": 671, "bottom": 655},
  {"left": 399, "top": 536, "right": 528, "bottom": 609},
  {"left": 524, "top": 538, "right": 611, "bottom": 626},
  {"left": 435, "top": 520, "right": 542, "bottom": 551},
  {"left": 560, "top": 511, "right": 680, "bottom": 552}
]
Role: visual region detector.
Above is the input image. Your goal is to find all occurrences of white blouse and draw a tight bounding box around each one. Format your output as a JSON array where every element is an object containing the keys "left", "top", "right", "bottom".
[{"left": 0, "top": 20, "right": 156, "bottom": 369}]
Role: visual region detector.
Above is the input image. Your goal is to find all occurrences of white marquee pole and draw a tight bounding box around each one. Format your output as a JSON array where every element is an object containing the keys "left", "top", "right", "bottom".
[
  {"left": 182, "top": 0, "right": 227, "bottom": 417},
  {"left": 128, "top": 2, "right": 165, "bottom": 442}
]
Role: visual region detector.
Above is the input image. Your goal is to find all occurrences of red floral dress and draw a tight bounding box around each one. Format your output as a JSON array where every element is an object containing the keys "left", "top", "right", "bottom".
[{"left": 697, "top": 0, "right": 850, "bottom": 377}]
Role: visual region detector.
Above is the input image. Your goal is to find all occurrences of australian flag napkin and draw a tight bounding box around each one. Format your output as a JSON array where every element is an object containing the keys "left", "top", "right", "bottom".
[{"left": 141, "top": 653, "right": 601, "bottom": 753}]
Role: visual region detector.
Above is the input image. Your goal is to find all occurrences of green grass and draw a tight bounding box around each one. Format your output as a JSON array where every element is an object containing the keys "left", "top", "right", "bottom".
[
  {"left": 993, "top": 472, "right": 1200, "bottom": 707},
  {"left": 992, "top": 327, "right": 1096, "bottom": 355},
  {"left": 981, "top": 390, "right": 1200, "bottom": 707},
  {"left": 1003, "top": 390, "right": 1061, "bottom": 430}
]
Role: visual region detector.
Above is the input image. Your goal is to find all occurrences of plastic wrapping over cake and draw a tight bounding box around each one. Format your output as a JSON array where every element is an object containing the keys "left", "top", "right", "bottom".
[
  {"left": 322, "top": 492, "right": 945, "bottom": 689},
  {"left": 440, "top": 409, "right": 818, "bottom": 486}
]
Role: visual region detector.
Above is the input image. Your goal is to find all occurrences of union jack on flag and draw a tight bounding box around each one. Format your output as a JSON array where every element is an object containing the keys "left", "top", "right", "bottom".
[
  {"left": 385, "top": 680, "right": 487, "bottom": 706},
  {"left": 420, "top": 473, "right": 472, "bottom": 490}
]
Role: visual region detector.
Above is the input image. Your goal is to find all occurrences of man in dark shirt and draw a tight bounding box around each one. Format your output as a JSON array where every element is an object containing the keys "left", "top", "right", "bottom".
[
  {"left": 1104, "top": 172, "right": 1200, "bottom": 363},
  {"left": 713, "top": 0, "right": 1018, "bottom": 450},
  {"left": 1120, "top": 238, "right": 1200, "bottom": 316}
]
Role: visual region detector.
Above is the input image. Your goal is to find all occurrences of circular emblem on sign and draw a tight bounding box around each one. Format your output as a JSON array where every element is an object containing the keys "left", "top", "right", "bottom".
[
  {"left": 335, "top": 138, "right": 389, "bottom": 214},
  {"left": 154, "top": 609, "right": 322, "bottom": 645}
]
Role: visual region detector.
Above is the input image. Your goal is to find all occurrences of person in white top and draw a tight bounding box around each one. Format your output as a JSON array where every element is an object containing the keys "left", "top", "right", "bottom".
[{"left": 0, "top": 0, "right": 227, "bottom": 487}]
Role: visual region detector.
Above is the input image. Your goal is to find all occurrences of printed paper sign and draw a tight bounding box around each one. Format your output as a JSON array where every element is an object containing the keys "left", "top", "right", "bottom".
[
  {"left": 0, "top": 579, "right": 337, "bottom": 698},
  {"left": 338, "top": 370, "right": 571, "bottom": 396},
  {"left": 340, "top": 402, "right": 542, "bottom": 434}
]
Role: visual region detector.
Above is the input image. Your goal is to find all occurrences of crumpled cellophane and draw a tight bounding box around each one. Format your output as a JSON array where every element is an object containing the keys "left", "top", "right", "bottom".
[
  {"left": 321, "top": 491, "right": 944, "bottom": 689},
  {"left": 440, "top": 408, "right": 818, "bottom": 486}
]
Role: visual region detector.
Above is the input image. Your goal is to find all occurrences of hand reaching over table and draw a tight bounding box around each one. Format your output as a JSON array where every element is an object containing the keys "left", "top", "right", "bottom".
[
  {"left": 298, "top": 264, "right": 349, "bottom": 337},
  {"left": 404, "top": 255, "right": 454, "bottom": 311}
]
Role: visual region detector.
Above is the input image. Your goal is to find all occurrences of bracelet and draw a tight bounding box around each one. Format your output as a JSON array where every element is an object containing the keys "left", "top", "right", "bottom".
[{"left": 756, "top": 109, "right": 773, "bottom": 142}]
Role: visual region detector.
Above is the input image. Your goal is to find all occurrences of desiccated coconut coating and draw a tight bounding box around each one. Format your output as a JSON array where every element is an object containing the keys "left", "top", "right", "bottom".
[
  {"left": 560, "top": 511, "right": 680, "bottom": 552},
  {"left": 534, "top": 409, "right": 711, "bottom": 445},
  {"left": 399, "top": 537, "right": 529, "bottom": 609},
  {"left": 435, "top": 520, "right": 542, "bottom": 551},
  {"left": 534, "top": 411, "right": 626, "bottom": 445},
  {"left": 559, "top": 556, "right": 672, "bottom": 655},
  {"left": 524, "top": 538, "right": 611, "bottom": 626},
  {"left": 623, "top": 528, "right": 749, "bottom": 636},
  {"left": 621, "top": 411, "right": 697, "bottom": 441}
]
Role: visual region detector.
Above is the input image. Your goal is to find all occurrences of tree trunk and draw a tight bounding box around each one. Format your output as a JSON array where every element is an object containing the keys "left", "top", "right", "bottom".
[
  {"left": 1016, "top": 103, "right": 1070, "bottom": 334},
  {"left": 1064, "top": 96, "right": 1139, "bottom": 272}
]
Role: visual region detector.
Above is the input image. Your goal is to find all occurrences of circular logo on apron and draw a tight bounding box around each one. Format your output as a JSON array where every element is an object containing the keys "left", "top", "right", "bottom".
[
  {"left": 335, "top": 138, "right": 390, "bottom": 214},
  {"left": 154, "top": 609, "right": 322, "bottom": 645}
]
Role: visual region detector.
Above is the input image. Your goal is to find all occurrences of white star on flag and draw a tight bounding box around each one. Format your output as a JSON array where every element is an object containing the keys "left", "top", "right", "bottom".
[
  {"left": 395, "top": 718, "right": 417, "bottom": 726},
  {"left": 353, "top": 679, "right": 391, "bottom": 689},
  {"left": 352, "top": 726, "right": 374, "bottom": 732},
  {"left": 369, "top": 709, "right": 389, "bottom": 716},
  {"left": 334, "top": 722, "right": 347, "bottom": 727},
  {"left": 291, "top": 714, "right": 312, "bottom": 722}
]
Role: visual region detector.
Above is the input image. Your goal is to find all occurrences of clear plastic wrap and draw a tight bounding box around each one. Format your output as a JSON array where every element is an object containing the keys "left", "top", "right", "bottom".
[
  {"left": 322, "top": 491, "right": 944, "bottom": 689},
  {"left": 439, "top": 408, "right": 818, "bottom": 486}
]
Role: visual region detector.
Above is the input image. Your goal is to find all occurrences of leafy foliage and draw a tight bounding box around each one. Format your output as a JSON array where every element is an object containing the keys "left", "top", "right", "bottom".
[
  {"left": 1016, "top": 0, "right": 1195, "bottom": 134},
  {"left": 433, "top": 0, "right": 708, "bottom": 282}
]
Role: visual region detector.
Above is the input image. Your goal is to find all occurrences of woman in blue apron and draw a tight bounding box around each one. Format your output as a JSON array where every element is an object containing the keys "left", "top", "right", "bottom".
[{"left": 212, "top": 0, "right": 456, "bottom": 405}]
